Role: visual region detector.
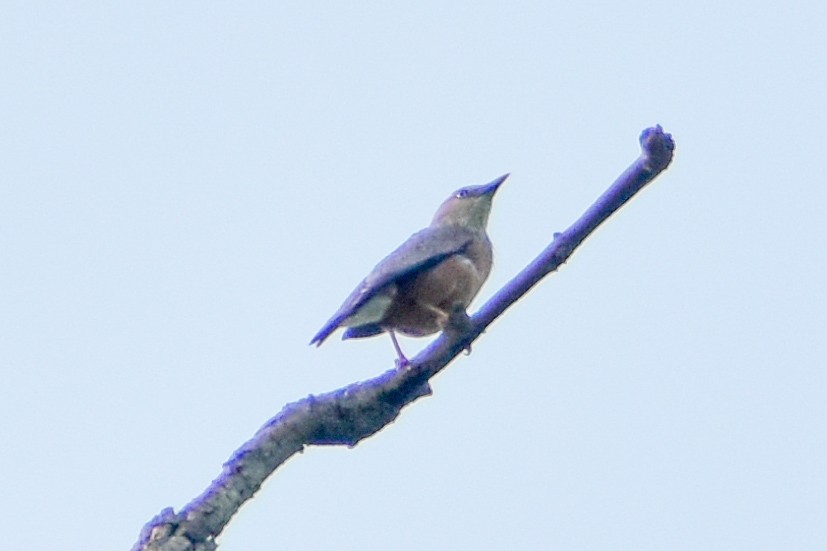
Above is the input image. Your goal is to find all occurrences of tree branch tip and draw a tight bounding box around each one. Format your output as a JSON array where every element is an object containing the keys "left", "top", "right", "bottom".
[{"left": 639, "top": 125, "right": 675, "bottom": 173}]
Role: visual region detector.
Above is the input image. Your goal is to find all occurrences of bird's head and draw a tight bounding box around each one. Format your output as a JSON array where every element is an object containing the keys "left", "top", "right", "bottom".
[{"left": 431, "top": 173, "right": 509, "bottom": 231}]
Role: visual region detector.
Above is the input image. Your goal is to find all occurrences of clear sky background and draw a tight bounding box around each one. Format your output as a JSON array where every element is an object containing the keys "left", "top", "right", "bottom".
[{"left": 2, "top": 2, "right": 826, "bottom": 550}]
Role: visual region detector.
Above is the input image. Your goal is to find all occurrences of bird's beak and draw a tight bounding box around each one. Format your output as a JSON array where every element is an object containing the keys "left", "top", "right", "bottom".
[{"left": 481, "top": 173, "right": 509, "bottom": 195}]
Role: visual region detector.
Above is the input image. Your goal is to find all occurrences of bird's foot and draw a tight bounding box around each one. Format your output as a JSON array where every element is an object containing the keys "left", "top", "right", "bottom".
[
  {"left": 445, "top": 304, "right": 473, "bottom": 334},
  {"left": 445, "top": 304, "right": 474, "bottom": 356},
  {"left": 388, "top": 331, "right": 411, "bottom": 370}
]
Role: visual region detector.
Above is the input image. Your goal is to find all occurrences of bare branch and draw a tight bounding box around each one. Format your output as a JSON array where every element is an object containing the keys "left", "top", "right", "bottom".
[{"left": 132, "top": 126, "right": 675, "bottom": 551}]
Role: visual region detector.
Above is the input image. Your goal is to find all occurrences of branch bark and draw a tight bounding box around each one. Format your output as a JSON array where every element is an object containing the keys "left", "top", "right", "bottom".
[{"left": 132, "top": 126, "right": 675, "bottom": 551}]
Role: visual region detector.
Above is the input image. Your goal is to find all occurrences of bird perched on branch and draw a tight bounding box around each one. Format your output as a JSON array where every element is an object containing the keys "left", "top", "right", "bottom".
[{"left": 310, "top": 173, "right": 508, "bottom": 366}]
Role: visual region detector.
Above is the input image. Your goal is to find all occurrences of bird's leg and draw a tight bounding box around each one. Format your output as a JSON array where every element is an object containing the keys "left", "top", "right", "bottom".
[
  {"left": 445, "top": 303, "right": 472, "bottom": 333},
  {"left": 445, "top": 303, "right": 474, "bottom": 356},
  {"left": 388, "top": 331, "right": 410, "bottom": 369}
]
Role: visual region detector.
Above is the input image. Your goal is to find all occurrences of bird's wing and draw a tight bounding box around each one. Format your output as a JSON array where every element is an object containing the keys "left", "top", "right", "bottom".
[{"left": 309, "top": 225, "right": 475, "bottom": 345}]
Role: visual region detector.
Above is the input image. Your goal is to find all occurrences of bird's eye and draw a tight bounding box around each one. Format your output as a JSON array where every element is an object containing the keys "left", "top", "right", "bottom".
[{"left": 457, "top": 189, "right": 469, "bottom": 198}]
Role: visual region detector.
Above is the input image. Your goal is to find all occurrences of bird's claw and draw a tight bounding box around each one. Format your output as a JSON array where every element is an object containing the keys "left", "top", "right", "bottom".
[
  {"left": 446, "top": 303, "right": 473, "bottom": 334},
  {"left": 445, "top": 304, "right": 475, "bottom": 356}
]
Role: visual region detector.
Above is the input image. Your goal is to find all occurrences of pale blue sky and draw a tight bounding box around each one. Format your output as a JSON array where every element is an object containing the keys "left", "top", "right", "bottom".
[{"left": 2, "top": 2, "right": 826, "bottom": 549}]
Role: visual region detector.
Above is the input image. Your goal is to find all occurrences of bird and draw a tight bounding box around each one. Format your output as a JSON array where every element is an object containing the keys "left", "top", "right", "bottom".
[{"left": 310, "top": 173, "right": 508, "bottom": 366}]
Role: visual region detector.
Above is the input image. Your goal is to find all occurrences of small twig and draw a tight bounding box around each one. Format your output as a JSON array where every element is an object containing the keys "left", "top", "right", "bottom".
[{"left": 132, "top": 126, "right": 675, "bottom": 551}]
